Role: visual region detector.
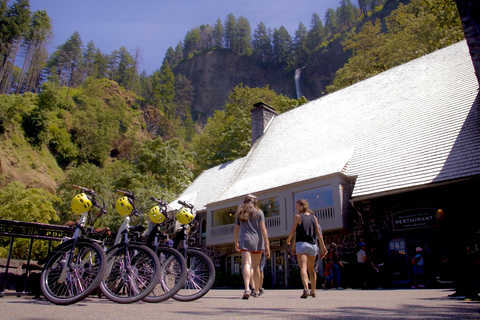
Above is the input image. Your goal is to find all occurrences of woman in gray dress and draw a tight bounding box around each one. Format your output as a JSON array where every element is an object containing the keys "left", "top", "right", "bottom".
[{"left": 234, "top": 194, "right": 270, "bottom": 299}]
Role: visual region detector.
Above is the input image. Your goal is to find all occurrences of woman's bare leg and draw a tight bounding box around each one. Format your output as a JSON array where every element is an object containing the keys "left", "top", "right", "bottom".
[
  {"left": 297, "top": 253, "right": 309, "bottom": 291},
  {"left": 251, "top": 253, "right": 262, "bottom": 293},
  {"left": 242, "top": 251, "right": 252, "bottom": 290},
  {"left": 307, "top": 255, "right": 317, "bottom": 294}
]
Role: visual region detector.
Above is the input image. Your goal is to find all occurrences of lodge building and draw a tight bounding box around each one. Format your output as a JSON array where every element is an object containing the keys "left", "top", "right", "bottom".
[{"left": 170, "top": 40, "right": 480, "bottom": 288}]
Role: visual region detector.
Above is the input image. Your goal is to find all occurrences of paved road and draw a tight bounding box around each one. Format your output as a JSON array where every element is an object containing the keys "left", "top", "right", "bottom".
[{"left": 0, "top": 288, "right": 479, "bottom": 320}]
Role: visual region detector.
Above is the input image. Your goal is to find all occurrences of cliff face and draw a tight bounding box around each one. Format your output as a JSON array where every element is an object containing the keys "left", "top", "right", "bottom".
[
  {"left": 172, "top": 45, "right": 348, "bottom": 122},
  {"left": 301, "top": 37, "right": 349, "bottom": 100},
  {"left": 172, "top": 50, "right": 296, "bottom": 123}
]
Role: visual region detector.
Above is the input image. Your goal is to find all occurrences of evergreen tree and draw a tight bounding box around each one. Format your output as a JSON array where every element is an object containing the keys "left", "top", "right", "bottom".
[
  {"left": 114, "top": 46, "right": 135, "bottom": 89},
  {"left": 307, "top": 13, "right": 325, "bottom": 53},
  {"left": 337, "top": 0, "right": 357, "bottom": 32},
  {"left": 164, "top": 46, "right": 175, "bottom": 65},
  {"left": 224, "top": 13, "right": 236, "bottom": 50},
  {"left": 324, "top": 8, "right": 338, "bottom": 37},
  {"left": 234, "top": 16, "right": 252, "bottom": 55},
  {"left": 16, "top": 9, "right": 51, "bottom": 94},
  {"left": 292, "top": 22, "right": 308, "bottom": 67},
  {"left": 183, "top": 28, "right": 201, "bottom": 57},
  {"left": 213, "top": 18, "right": 224, "bottom": 48},
  {"left": 46, "top": 31, "right": 83, "bottom": 88},
  {"left": 252, "top": 21, "right": 272, "bottom": 64},
  {"left": 82, "top": 40, "right": 96, "bottom": 81},
  {"left": 0, "top": 0, "right": 30, "bottom": 93},
  {"left": 272, "top": 26, "right": 291, "bottom": 65}
]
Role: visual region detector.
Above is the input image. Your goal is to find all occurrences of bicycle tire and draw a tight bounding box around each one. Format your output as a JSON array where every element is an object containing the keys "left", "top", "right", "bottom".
[
  {"left": 143, "top": 247, "right": 187, "bottom": 303},
  {"left": 40, "top": 239, "right": 107, "bottom": 305},
  {"left": 100, "top": 243, "right": 161, "bottom": 304},
  {"left": 173, "top": 249, "right": 215, "bottom": 302}
]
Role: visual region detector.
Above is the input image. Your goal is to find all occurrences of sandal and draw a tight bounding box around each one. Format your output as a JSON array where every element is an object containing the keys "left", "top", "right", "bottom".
[
  {"left": 300, "top": 290, "right": 309, "bottom": 299},
  {"left": 310, "top": 290, "right": 316, "bottom": 298},
  {"left": 242, "top": 290, "right": 251, "bottom": 299},
  {"left": 252, "top": 290, "right": 259, "bottom": 298}
]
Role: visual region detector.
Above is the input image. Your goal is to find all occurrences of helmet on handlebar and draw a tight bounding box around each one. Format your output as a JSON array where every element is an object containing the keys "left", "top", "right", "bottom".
[
  {"left": 71, "top": 193, "right": 92, "bottom": 214},
  {"left": 149, "top": 206, "right": 165, "bottom": 224},
  {"left": 176, "top": 207, "right": 194, "bottom": 225},
  {"left": 115, "top": 196, "right": 133, "bottom": 216}
]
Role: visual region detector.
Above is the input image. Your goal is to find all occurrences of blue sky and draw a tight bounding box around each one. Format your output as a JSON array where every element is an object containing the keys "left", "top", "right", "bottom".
[{"left": 30, "top": 0, "right": 343, "bottom": 74}]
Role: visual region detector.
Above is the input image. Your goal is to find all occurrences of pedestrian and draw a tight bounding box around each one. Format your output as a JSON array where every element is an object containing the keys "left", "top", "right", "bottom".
[
  {"left": 286, "top": 199, "right": 327, "bottom": 298},
  {"left": 164, "top": 234, "right": 174, "bottom": 247},
  {"left": 411, "top": 247, "right": 426, "bottom": 289},
  {"left": 233, "top": 194, "right": 270, "bottom": 299},
  {"left": 327, "top": 243, "right": 344, "bottom": 289},
  {"left": 356, "top": 242, "right": 367, "bottom": 289},
  {"left": 323, "top": 257, "right": 334, "bottom": 289}
]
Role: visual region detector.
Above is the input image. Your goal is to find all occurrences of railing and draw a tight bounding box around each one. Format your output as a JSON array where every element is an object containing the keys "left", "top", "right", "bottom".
[
  {"left": 211, "top": 224, "right": 235, "bottom": 237},
  {"left": 313, "top": 206, "right": 335, "bottom": 222},
  {"left": 0, "top": 219, "right": 74, "bottom": 296}
]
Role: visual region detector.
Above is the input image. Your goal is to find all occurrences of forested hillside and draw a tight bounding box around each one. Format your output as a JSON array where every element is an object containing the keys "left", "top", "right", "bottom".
[{"left": 0, "top": 0, "right": 463, "bottom": 243}]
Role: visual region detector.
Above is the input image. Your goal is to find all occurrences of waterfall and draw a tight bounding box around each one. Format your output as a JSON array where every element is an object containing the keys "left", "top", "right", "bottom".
[{"left": 295, "top": 68, "right": 302, "bottom": 99}]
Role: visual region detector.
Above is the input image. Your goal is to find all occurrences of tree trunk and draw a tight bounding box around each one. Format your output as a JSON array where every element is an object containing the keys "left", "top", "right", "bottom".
[{"left": 455, "top": 0, "right": 480, "bottom": 86}]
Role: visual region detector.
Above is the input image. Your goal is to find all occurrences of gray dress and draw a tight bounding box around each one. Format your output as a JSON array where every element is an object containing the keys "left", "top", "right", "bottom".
[{"left": 235, "top": 209, "right": 265, "bottom": 251}]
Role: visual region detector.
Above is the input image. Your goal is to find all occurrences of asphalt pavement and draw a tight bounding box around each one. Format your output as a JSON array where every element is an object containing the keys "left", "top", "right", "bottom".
[{"left": 0, "top": 288, "right": 479, "bottom": 320}]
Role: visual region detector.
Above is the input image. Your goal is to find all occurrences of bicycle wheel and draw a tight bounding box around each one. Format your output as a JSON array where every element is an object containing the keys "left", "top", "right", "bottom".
[
  {"left": 40, "top": 239, "right": 107, "bottom": 305},
  {"left": 100, "top": 244, "right": 160, "bottom": 304},
  {"left": 143, "top": 247, "right": 187, "bottom": 303},
  {"left": 173, "top": 249, "right": 215, "bottom": 302}
]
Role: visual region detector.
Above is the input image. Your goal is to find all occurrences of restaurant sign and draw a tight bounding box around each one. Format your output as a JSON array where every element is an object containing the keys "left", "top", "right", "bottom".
[{"left": 392, "top": 208, "right": 437, "bottom": 231}]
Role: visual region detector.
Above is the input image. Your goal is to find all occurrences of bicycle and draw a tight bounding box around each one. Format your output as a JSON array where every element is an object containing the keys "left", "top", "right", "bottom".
[
  {"left": 171, "top": 200, "right": 215, "bottom": 302},
  {"left": 98, "top": 190, "right": 161, "bottom": 304},
  {"left": 39, "top": 185, "right": 108, "bottom": 305},
  {"left": 141, "top": 196, "right": 187, "bottom": 303}
]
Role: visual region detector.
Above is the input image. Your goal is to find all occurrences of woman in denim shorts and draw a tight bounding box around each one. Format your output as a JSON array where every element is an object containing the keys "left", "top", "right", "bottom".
[{"left": 286, "top": 199, "right": 327, "bottom": 298}]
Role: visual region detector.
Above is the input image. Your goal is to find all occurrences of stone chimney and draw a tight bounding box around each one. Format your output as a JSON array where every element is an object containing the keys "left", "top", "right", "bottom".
[
  {"left": 250, "top": 101, "right": 278, "bottom": 145},
  {"left": 455, "top": 0, "right": 480, "bottom": 86}
]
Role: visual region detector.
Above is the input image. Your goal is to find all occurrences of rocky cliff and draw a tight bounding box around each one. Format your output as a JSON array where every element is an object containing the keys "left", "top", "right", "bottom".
[
  {"left": 172, "top": 49, "right": 296, "bottom": 123},
  {"left": 172, "top": 43, "right": 348, "bottom": 123}
]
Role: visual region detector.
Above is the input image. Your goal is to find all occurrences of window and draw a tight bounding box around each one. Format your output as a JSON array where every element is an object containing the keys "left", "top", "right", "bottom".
[
  {"left": 212, "top": 206, "right": 237, "bottom": 227},
  {"left": 259, "top": 197, "right": 280, "bottom": 218},
  {"left": 294, "top": 186, "right": 333, "bottom": 211}
]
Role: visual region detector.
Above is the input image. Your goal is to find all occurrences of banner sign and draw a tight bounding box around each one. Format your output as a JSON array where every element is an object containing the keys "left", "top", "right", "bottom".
[
  {"left": 392, "top": 208, "right": 437, "bottom": 231},
  {"left": 0, "top": 219, "right": 73, "bottom": 240}
]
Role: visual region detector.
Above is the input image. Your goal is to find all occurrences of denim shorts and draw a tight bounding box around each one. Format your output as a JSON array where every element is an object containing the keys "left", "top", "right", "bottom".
[{"left": 296, "top": 241, "right": 318, "bottom": 256}]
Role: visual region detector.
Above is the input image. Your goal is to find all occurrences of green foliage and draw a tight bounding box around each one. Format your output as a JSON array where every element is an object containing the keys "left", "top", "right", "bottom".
[
  {"left": 192, "top": 84, "right": 305, "bottom": 174},
  {"left": 327, "top": 0, "right": 463, "bottom": 93},
  {"left": 0, "top": 92, "right": 37, "bottom": 133},
  {"left": 0, "top": 181, "right": 60, "bottom": 223},
  {"left": 135, "top": 137, "right": 193, "bottom": 194}
]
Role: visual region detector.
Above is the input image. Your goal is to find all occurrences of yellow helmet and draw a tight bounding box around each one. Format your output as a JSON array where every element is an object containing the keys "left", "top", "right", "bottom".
[
  {"left": 176, "top": 207, "right": 194, "bottom": 225},
  {"left": 115, "top": 196, "right": 133, "bottom": 216},
  {"left": 71, "top": 193, "right": 92, "bottom": 214},
  {"left": 149, "top": 206, "right": 165, "bottom": 224}
]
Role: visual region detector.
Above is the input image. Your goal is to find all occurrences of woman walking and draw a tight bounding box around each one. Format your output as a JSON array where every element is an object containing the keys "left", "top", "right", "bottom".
[
  {"left": 234, "top": 194, "right": 270, "bottom": 299},
  {"left": 287, "top": 199, "right": 327, "bottom": 298}
]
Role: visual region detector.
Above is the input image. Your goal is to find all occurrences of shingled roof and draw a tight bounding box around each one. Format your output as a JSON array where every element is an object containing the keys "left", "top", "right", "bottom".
[{"left": 174, "top": 40, "right": 480, "bottom": 210}]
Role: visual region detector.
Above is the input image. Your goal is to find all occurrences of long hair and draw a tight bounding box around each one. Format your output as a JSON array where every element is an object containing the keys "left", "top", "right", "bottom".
[
  {"left": 296, "top": 199, "right": 309, "bottom": 214},
  {"left": 236, "top": 194, "right": 259, "bottom": 222}
]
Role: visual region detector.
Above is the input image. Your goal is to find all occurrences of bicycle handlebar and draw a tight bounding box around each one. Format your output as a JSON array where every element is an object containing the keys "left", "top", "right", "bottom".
[
  {"left": 150, "top": 196, "right": 168, "bottom": 207},
  {"left": 116, "top": 189, "right": 135, "bottom": 200},
  {"left": 178, "top": 200, "right": 194, "bottom": 209}
]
